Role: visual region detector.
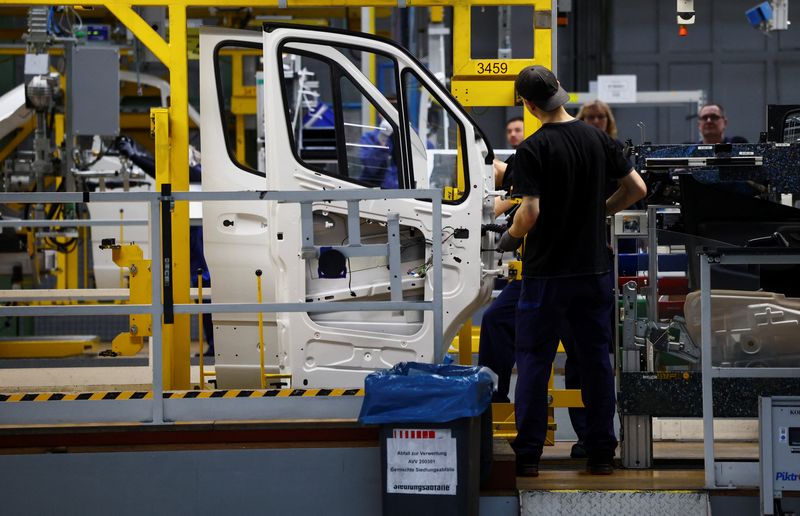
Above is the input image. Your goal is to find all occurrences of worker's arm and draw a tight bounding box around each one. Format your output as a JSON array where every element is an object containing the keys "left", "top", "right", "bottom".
[
  {"left": 493, "top": 159, "right": 508, "bottom": 189},
  {"left": 497, "top": 195, "right": 539, "bottom": 252},
  {"left": 606, "top": 169, "right": 647, "bottom": 216},
  {"left": 494, "top": 197, "right": 515, "bottom": 218},
  {"left": 509, "top": 196, "right": 539, "bottom": 237}
]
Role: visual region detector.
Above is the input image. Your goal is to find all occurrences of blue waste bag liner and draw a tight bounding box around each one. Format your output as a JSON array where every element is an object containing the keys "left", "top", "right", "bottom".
[{"left": 358, "top": 362, "right": 497, "bottom": 425}]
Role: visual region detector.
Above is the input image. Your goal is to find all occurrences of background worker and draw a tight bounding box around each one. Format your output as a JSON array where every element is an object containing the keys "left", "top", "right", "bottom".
[
  {"left": 504, "top": 116, "right": 525, "bottom": 149},
  {"left": 576, "top": 100, "right": 619, "bottom": 142},
  {"left": 478, "top": 116, "right": 527, "bottom": 405},
  {"left": 697, "top": 103, "right": 747, "bottom": 144},
  {"left": 358, "top": 118, "right": 398, "bottom": 189},
  {"left": 492, "top": 116, "right": 525, "bottom": 214},
  {"left": 577, "top": 100, "right": 644, "bottom": 210},
  {"left": 497, "top": 65, "right": 646, "bottom": 477}
]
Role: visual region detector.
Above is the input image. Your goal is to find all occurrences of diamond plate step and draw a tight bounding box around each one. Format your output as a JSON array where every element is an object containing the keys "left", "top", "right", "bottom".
[{"left": 520, "top": 490, "right": 710, "bottom": 516}]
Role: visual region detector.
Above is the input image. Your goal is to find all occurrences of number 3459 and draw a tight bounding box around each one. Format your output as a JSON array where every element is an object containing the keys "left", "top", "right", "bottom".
[{"left": 476, "top": 62, "right": 508, "bottom": 75}]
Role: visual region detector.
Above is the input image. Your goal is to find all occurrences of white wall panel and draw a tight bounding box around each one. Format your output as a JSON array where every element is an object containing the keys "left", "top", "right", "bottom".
[
  {"left": 713, "top": 0, "right": 768, "bottom": 52},
  {"left": 669, "top": 62, "right": 712, "bottom": 142},
  {"left": 777, "top": 62, "right": 800, "bottom": 104},
  {"left": 609, "top": 0, "right": 800, "bottom": 143},
  {"left": 612, "top": 0, "right": 659, "bottom": 54},
  {"left": 612, "top": 62, "right": 659, "bottom": 143}
]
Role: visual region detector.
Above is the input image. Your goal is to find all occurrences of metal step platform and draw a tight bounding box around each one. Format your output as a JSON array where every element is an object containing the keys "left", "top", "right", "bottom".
[{"left": 520, "top": 491, "right": 710, "bottom": 516}]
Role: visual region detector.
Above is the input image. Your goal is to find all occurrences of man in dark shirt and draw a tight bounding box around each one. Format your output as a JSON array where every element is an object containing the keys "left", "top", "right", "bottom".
[
  {"left": 497, "top": 65, "right": 646, "bottom": 476},
  {"left": 480, "top": 148, "right": 591, "bottom": 460}
]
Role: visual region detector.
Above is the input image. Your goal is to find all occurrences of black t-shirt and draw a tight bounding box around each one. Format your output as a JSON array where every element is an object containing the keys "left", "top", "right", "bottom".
[
  {"left": 512, "top": 119, "right": 632, "bottom": 278},
  {"left": 501, "top": 154, "right": 515, "bottom": 192}
]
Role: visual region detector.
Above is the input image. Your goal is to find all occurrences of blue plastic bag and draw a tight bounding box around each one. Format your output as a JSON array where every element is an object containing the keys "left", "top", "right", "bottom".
[{"left": 358, "top": 362, "right": 496, "bottom": 424}]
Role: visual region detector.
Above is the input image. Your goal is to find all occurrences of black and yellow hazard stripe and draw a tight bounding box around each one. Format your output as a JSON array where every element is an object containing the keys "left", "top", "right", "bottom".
[
  {"left": 0, "top": 391, "right": 152, "bottom": 402},
  {"left": 0, "top": 388, "right": 364, "bottom": 402},
  {"left": 165, "top": 388, "right": 364, "bottom": 399}
]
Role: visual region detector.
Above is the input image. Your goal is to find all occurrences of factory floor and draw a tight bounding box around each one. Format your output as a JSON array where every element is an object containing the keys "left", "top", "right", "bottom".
[{"left": 480, "top": 438, "right": 758, "bottom": 492}]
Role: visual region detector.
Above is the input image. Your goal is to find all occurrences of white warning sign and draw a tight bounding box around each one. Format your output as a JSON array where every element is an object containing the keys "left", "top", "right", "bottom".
[{"left": 386, "top": 428, "right": 458, "bottom": 496}]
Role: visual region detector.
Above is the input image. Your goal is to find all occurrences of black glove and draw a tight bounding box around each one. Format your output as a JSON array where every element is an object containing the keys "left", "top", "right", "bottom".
[
  {"left": 115, "top": 136, "right": 136, "bottom": 158},
  {"left": 497, "top": 231, "right": 522, "bottom": 252}
]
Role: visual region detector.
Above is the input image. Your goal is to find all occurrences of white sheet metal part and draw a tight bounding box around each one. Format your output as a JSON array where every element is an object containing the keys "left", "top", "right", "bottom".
[
  {"left": 0, "top": 84, "right": 33, "bottom": 141},
  {"left": 200, "top": 27, "right": 493, "bottom": 389},
  {"left": 85, "top": 160, "right": 154, "bottom": 288}
]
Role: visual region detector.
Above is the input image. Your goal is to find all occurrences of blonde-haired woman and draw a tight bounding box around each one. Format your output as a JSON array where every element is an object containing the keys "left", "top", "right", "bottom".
[{"left": 577, "top": 100, "right": 618, "bottom": 140}]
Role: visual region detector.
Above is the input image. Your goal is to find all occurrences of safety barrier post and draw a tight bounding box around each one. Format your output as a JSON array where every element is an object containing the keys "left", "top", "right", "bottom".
[
  {"left": 197, "top": 268, "right": 206, "bottom": 389},
  {"left": 256, "top": 269, "right": 266, "bottom": 389}
]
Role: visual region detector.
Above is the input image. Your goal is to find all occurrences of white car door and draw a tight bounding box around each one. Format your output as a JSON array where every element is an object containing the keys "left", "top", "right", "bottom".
[
  {"left": 200, "top": 28, "right": 275, "bottom": 388},
  {"left": 201, "top": 25, "right": 494, "bottom": 389}
]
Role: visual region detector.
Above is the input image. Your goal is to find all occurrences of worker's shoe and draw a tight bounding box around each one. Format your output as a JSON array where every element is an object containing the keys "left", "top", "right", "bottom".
[
  {"left": 515, "top": 456, "right": 540, "bottom": 477},
  {"left": 570, "top": 440, "right": 587, "bottom": 459},
  {"left": 586, "top": 458, "right": 614, "bottom": 475}
]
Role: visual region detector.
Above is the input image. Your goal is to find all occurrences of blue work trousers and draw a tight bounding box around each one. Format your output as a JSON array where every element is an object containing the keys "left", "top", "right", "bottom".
[
  {"left": 478, "top": 280, "right": 587, "bottom": 439},
  {"left": 512, "top": 273, "right": 617, "bottom": 462}
]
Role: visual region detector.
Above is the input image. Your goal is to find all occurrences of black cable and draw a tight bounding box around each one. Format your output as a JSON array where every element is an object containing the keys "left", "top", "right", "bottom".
[
  {"left": 346, "top": 256, "right": 356, "bottom": 297},
  {"left": 482, "top": 223, "right": 507, "bottom": 234},
  {"left": 340, "top": 234, "right": 357, "bottom": 297}
]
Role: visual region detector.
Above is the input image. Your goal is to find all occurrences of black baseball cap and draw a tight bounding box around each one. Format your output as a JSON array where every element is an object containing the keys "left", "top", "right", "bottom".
[{"left": 515, "top": 65, "right": 569, "bottom": 112}]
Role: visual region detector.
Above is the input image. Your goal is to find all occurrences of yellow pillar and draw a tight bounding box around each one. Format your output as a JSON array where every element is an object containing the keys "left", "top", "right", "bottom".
[
  {"left": 106, "top": 0, "right": 188, "bottom": 389},
  {"left": 152, "top": 108, "right": 172, "bottom": 386},
  {"left": 56, "top": 244, "right": 79, "bottom": 290},
  {"left": 166, "top": 4, "right": 191, "bottom": 390},
  {"left": 361, "top": 7, "right": 376, "bottom": 127},
  {"left": 235, "top": 115, "right": 246, "bottom": 164},
  {"left": 458, "top": 320, "right": 473, "bottom": 366}
]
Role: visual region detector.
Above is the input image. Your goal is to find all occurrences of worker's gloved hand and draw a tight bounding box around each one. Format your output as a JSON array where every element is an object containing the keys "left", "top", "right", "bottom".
[
  {"left": 497, "top": 230, "right": 522, "bottom": 252},
  {"left": 115, "top": 136, "right": 136, "bottom": 158}
]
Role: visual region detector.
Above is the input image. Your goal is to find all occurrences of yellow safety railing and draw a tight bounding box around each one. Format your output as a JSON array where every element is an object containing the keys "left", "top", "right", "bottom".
[{"left": 197, "top": 268, "right": 213, "bottom": 389}]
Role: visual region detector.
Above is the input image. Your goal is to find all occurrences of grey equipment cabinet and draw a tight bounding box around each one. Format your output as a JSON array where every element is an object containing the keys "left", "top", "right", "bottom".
[{"left": 760, "top": 396, "right": 800, "bottom": 516}]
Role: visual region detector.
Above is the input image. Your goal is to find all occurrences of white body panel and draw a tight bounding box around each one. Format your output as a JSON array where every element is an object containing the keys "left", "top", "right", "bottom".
[
  {"left": 0, "top": 84, "right": 32, "bottom": 141},
  {"left": 200, "top": 26, "right": 494, "bottom": 389}
]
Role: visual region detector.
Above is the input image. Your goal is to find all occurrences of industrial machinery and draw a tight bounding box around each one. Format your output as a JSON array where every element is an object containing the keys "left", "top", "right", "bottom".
[
  {"left": 617, "top": 113, "right": 800, "bottom": 470},
  {"left": 200, "top": 25, "right": 495, "bottom": 389}
]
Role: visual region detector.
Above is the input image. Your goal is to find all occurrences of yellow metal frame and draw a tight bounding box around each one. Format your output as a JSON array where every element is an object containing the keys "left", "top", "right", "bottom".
[
  {"left": 150, "top": 106, "right": 190, "bottom": 389},
  {"left": 0, "top": 118, "right": 36, "bottom": 163},
  {"left": 196, "top": 269, "right": 214, "bottom": 388},
  {"left": 229, "top": 50, "right": 257, "bottom": 164},
  {"left": 450, "top": 0, "right": 552, "bottom": 138},
  {"left": 0, "top": 336, "right": 98, "bottom": 358},
  {"left": 454, "top": 334, "right": 585, "bottom": 441},
  {"left": 108, "top": 243, "right": 153, "bottom": 356}
]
